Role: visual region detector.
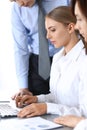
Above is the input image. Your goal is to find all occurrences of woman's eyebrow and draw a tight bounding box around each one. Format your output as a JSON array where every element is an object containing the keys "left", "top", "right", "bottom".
[{"left": 48, "top": 26, "right": 55, "bottom": 29}]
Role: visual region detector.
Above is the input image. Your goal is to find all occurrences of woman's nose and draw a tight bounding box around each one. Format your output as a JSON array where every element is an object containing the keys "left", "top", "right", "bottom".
[{"left": 46, "top": 32, "right": 51, "bottom": 39}]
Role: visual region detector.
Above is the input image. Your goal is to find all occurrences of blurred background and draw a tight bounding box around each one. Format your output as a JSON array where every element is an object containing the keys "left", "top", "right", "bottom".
[{"left": 0, "top": 0, "right": 18, "bottom": 99}]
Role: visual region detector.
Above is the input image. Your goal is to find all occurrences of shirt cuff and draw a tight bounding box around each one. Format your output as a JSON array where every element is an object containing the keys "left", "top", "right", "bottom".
[
  {"left": 46, "top": 103, "right": 60, "bottom": 115},
  {"left": 37, "top": 95, "right": 47, "bottom": 103},
  {"left": 17, "top": 76, "right": 28, "bottom": 89},
  {"left": 74, "top": 119, "right": 87, "bottom": 130}
]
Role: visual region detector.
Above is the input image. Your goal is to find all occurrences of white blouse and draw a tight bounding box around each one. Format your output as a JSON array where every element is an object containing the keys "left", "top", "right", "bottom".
[
  {"left": 37, "top": 40, "right": 87, "bottom": 117},
  {"left": 74, "top": 119, "right": 87, "bottom": 130}
]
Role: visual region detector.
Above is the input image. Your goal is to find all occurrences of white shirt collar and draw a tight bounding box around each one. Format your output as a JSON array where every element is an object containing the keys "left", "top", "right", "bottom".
[{"left": 54, "top": 39, "right": 84, "bottom": 63}]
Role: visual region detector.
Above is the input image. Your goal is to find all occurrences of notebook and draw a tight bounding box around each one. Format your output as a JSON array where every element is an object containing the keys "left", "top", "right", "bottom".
[
  {"left": 0, "top": 116, "right": 63, "bottom": 130},
  {"left": 0, "top": 101, "right": 19, "bottom": 118}
]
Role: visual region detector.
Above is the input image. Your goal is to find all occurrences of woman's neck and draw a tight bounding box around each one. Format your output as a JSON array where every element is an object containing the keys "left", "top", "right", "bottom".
[{"left": 64, "top": 33, "right": 79, "bottom": 54}]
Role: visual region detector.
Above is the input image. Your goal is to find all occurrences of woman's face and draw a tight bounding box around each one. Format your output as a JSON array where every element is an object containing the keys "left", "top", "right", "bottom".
[
  {"left": 13, "top": 0, "right": 35, "bottom": 7},
  {"left": 45, "top": 17, "right": 72, "bottom": 49},
  {"left": 75, "top": 2, "right": 87, "bottom": 42}
]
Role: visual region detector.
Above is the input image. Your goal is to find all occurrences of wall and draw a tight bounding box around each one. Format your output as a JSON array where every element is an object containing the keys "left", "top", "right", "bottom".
[{"left": 0, "top": 0, "right": 19, "bottom": 98}]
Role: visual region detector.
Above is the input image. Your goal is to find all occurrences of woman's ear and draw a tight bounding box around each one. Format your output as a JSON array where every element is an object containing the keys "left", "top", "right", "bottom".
[{"left": 67, "top": 23, "right": 75, "bottom": 34}]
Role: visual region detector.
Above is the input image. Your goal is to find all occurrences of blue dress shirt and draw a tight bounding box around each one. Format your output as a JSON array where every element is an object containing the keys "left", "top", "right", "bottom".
[{"left": 11, "top": 0, "right": 70, "bottom": 89}]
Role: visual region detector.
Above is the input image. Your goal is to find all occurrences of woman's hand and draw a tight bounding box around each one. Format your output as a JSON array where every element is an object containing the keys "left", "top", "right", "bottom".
[
  {"left": 17, "top": 103, "right": 47, "bottom": 118},
  {"left": 15, "top": 95, "right": 38, "bottom": 108},
  {"left": 54, "top": 115, "right": 85, "bottom": 128}
]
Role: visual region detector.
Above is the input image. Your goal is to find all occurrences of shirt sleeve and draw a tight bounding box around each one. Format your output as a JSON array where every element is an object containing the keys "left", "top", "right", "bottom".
[
  {"left": 37, "top": 58, "right": 87, "bottom": 117},
  {"left": 37, "top": 93, "right": 54, "bottom": 103},
  {"left": 11, "top": 3, "right": 30, "bottom": 89},
  {"left": 74, "top": 119, "right": 87, "bottom": 130},
  {"left": 46, "top": 59, "right": 87, "bottom": 117}
]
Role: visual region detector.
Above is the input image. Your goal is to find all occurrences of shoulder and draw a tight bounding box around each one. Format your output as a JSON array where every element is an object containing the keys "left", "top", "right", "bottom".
[
  {"left": 78, "top": 48, "right": 87, "bottom": 78},
  {"left": 76, "top": 39, "right": 87, "bottom": 65},
  {"left": 11, "top": 2, "right": 38, "bottom": 15},
  {"left": 52, "top": 48, "right": 64, "bottom": 63}
]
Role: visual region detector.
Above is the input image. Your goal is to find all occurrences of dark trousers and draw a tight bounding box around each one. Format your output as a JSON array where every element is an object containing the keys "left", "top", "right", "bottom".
[{"left": 28, "top": 53, "right": 52, "bottom": 95}]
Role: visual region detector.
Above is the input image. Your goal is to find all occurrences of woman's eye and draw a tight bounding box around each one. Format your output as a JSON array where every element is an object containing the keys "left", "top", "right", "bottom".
[
  {"left": 51, "top": 29, "right": 56, "bottom": 32},
  {"left": 76, "top": 18, "right": 82, "bottom": 21},
  {"left": 77, "top": 19, "right": 81, "bottom": 21}
]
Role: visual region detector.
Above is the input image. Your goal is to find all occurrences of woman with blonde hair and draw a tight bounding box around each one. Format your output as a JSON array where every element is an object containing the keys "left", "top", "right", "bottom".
[{"left": 15, "top": 7, "right": 87, "bottom": 129}]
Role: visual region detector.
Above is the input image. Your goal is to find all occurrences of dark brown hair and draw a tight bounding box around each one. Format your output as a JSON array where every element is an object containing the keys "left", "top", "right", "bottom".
[
  {"left": 71, "top": 0, "right": 87, "bottom": 54},
  {"left": 71, "top": 0, "right": 87, "bottom": 18}
]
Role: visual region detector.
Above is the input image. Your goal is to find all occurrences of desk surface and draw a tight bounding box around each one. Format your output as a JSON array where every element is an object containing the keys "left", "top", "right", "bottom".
[
  {"left": 42, "top": 114, "right": 73, "bottom": 130},
  {"left": 0, "top": 96, "right": 73, "bottom": 130},
  {"left": 0, "top": 114, "right": 73, "bottom": 130},
  {"left": 0, "top": 92, "right": 72, "bottom": 130}
]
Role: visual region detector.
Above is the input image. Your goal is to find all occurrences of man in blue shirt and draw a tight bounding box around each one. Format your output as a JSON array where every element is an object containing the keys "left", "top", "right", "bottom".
[{"left": 10, "top": 0, "right": 70, "bottom": 99}]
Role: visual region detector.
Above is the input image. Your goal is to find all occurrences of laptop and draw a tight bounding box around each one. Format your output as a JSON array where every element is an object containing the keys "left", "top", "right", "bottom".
[{"left": 0, "top": 101, "right": 19, "bottom": 118}]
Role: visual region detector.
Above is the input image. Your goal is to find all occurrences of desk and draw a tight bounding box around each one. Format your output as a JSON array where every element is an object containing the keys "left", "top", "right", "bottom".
[
  {"left": 42, "top": 114, "right": 73, "bottom": 130},
  {"left": 0, "top": 114, "right": 73, "bottom": 130},
  {"left": 0, "top": 92, "right": 72, "bottom": 130}
]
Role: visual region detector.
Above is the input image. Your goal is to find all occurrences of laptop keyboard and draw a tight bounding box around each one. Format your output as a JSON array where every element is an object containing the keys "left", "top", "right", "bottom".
[{"left": 0, "top": 104, "right": 18, "bottom": 118}]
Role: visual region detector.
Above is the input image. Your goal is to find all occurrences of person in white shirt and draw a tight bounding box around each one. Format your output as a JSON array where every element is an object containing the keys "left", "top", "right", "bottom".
[
  {"left": 15, "top": 6, "right": 87, "bottom": 121},
  {"left": 52, "top": 0, "right": 87, "bottom": 129}
]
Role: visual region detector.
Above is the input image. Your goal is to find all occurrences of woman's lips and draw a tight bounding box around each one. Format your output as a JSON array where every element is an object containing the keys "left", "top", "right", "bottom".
[{"left": 50, "top": 41, "right": 56, "bottom": 45}]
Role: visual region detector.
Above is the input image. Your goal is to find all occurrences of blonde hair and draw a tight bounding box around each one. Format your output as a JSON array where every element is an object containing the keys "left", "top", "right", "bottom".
[{"left": 46, "top": 6, "right": 76, "bottom": 25}]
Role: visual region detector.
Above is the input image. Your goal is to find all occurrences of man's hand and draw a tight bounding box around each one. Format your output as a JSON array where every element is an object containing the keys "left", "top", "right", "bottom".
[
  {"left": 11, "top": 88, "right": 32, "bottom": 100},
  {"left": 17, "top": 103, "right": 47, "bottom": 118},
  {"left": 54, "top": 115, "right": 85, "bottom": 128}
]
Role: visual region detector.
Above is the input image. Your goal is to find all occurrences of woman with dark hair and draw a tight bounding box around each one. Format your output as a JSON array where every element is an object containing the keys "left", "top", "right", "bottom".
[
  {"left": 53, "top": 0, "right": 87, "bottom": 129},
  {"left": 72, "top": 0, "right": 87, "bottom": 52}
]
